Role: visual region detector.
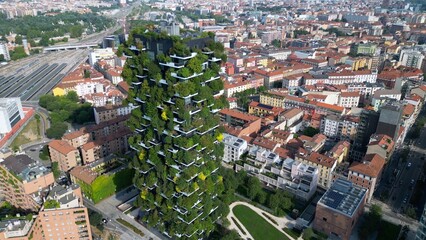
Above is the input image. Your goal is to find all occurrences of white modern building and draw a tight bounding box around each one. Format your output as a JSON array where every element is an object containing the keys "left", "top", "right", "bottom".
[
  {"left": 88, "top": 48, "right": 115, "bottom": 66},
  {"left": 0, "top": 98, "right": 24, "bottom": 137},
  {"left": 0, "top": 43, "right": 10, "bottom": 61},
  {"left": 236, "top": 147, "right": 318, "bottom": 200},
  {"left": 222, "top": 133, "right": 248, "bottom": 163}
]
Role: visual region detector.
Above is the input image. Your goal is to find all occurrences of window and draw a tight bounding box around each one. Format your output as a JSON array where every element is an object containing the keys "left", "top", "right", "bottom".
[{"left": 323, "top": 217, "right": 327, "bottom": 222}]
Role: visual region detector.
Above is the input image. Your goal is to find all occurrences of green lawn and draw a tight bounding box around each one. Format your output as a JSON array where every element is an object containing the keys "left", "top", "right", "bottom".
[{"left": 233, "top": 205, "right": 289, "bottom": 240}]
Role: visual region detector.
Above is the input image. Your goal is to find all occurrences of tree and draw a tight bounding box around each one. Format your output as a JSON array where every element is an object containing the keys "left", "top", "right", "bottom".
[
  {"left": 303, "top": 227, "right": 314, "bottom": 240},
  {"left": 14, "top": 35, "right": 23, "bottom": 45},
  {"left": 246, "top": 177, "right": 262, "bottom": 200},
  {"left": 268, "top": 192, "right": 281, "bottom": 213},
  {"left": 46, "top": 122, "right": 68, "bottom": 139},
  {"left": 303, "top": 127, "right": 320, "bottom": 137},
  {"left": 39, "top": 35, "right": 50, "bottom": 47},
  {"left": 10, "top": 46, "right": 27, "bottom": 60},
  {"left": 0, "top": 54, "right": 4, "bottom": 62},
  {"left": 256, "top": 191, "right": 266, "bottom": 205},
  {"left": 271, "top": 39, "right": 281, "bottom": 48},
  {"left": 65, "top": 91, "right": 79, "bottom": 102},
  {"left": 370, "top": 204, "right": 382, "bottom": 221},
  {"left": 70, "top": 25, "right": 83, "bottom": 38}
]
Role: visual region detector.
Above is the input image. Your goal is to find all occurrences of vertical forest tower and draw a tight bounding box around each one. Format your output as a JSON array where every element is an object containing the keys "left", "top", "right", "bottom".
[{"left": 124, "top": 31, "right": 228, "bottom": 239}]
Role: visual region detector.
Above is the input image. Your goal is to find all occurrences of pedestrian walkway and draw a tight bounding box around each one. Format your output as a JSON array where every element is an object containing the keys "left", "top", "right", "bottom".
[{"left": 227, "top": 201, "right": 296, "bottom": 240}]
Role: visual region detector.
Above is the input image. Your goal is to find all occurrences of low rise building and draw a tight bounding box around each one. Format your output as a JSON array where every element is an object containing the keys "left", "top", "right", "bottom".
[{"left": 313, "top": 178, "right": 367, "bottom": 240}]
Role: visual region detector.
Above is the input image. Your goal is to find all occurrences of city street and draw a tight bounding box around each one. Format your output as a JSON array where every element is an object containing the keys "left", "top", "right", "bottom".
[
  {"left": 83, "top": 187, "right": 164, "bottom": 240},
  {"left": 387, "top": 127, "right": 426, "bottom": 213}
]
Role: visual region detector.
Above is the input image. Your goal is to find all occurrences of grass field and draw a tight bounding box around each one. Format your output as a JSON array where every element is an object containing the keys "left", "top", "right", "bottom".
[
  {"left": 233, "top": 205, "right": 289, "bottom": 240},
  {"left": 11, "top": 115, "right": 41, "bottom": 150}
]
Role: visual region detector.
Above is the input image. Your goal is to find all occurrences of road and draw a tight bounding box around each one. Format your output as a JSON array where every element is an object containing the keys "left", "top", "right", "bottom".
[
  {"left": 83, "top": 187, "right": 163, "bottom": 240},
  {"left": 386, "top": 126, "right": 426, "bottom": 214}
]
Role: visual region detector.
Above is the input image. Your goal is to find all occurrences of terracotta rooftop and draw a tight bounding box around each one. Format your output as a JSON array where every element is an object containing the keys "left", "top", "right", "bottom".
[
  {"left": 349, "top": 154, "right": 385, "bottom": 177},
  {"left": 48, "top": 140, "right": 77, "bottom": 155},
  {"left": 70, "top": 165, "right": 97, "bottom": 185},
  {"left": 219, "top": 108, "right": 260, "bottom": 122},
  {"left": 340, "top": 91, "right": 360, "bottom": 98},
  {"left": 305, "top": 152, "right": 336, "bottom": 168}
]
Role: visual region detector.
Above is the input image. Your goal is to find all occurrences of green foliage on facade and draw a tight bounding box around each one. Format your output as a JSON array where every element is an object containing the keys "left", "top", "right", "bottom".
[{"left": 124, "top": 30, "right": 228, "bottom": 239}]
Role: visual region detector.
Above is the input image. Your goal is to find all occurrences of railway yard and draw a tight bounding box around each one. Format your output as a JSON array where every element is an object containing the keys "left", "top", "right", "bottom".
[{"left": 0, "top": 49, "right": 89, "bottom": 101}]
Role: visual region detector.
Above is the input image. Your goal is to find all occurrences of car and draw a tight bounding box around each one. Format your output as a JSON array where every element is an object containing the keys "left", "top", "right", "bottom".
[
  {"left": 403, "top": 196, "right": 408, "bottom": 204},
  {"left": 29, "top": 149, "right": 36, "bottom": 152},
  {"left": 411, "top": 179, "right": 415, "bottom": 185},
  {"left": 102, "top": 218, "right": 108, "bottom": 224},
  {"left": 407, "top": 162, "right": 412, "bottom": 168}
]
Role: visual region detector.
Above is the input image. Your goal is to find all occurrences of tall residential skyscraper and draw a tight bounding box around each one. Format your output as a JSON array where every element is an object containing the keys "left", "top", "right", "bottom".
[{"left": 124, "top": 30, "right": 228, "bottom": 238}]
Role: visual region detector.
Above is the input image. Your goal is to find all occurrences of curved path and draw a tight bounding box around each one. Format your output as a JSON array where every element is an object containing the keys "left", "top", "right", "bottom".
[{"left": 227, "top": 201, "right": 296, "bottom": 240}]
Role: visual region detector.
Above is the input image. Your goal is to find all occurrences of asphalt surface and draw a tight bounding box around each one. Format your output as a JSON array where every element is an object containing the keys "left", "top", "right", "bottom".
[{"left": 83, "top": 187, "right": 163, "bottom": 240}]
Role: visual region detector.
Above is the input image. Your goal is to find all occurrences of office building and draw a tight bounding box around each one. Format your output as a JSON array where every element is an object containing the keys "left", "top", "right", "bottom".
[
  {"left": 0, "top": 98, "right": 24, "bottom": 137},
  {"left": 313, "top": 178, "right": 367, "bottom": 240}
]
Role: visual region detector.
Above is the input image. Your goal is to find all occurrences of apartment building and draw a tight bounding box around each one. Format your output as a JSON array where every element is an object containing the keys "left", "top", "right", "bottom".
[
  {"left": 314, "top": 178, "right": 367, "bottom": 240},
  {"left": 327, "top": 141, "right": 350, "bottom": 164},
  {"left": 371, "top": 89, "right": 402, "bottom": 111},
  {"left": 0, "top": 218, "right": 43, "bottom": 240},
  {"left": 80, "top": 128, "right": 131, "bottom": 164},
  {"left": 0, "top": 155, "right": 54, "bottom": 211},
  {"left": 259, "top": 89, "right": 288, "bottom": 108},
  {"left": 93, "top": 104, "right": 136, "bottom": 124},
  {"left": 48, "top": 140, "right": 81, "bottom": 172},
  {"left": 38, "top": 185, "right": 92, "bottom": 240},
  {"left": 348, "top": 153, "right": 385, "bottom": 202},
  {"left": 296, "top": 151, "right": 337, "bottom": 189},
  {"left": 366, "top": 134, "right": 395, "bottom": 161},
  {"left": 222, "top": 133, "right": 248, "bottom": 163},
  {"left": 338, "top": 91, "right": 360, "bottom": 108},
  {"left": 248, "top": 101, "right": 284, "bottom": 118}
]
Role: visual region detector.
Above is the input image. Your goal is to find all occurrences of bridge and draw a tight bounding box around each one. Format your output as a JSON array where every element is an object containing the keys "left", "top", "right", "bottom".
[{"left": 43, "top": 43, "right": 99, "bottom": 53}]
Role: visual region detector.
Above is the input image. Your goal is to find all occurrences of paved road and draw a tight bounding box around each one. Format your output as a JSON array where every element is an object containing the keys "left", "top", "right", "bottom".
[
  {"left": 387, "top": 126, "right": 426, "bottom": 213},
  {"left": 83, "top": 187, "right": 162, "bottom": 240}
]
